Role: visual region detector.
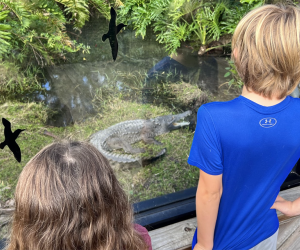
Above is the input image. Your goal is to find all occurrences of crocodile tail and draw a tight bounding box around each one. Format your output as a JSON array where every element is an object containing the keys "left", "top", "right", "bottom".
[
  {"left": 98, "top": 147, "right": 139, "bottom": 163},
  {"left": 89, "top": 131, "right": 140, "bottom": 163}
]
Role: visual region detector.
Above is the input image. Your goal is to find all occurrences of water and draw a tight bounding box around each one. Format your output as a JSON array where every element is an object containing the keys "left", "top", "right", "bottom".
[{"left": 15, "top": 16, "right": 241, "bottom": 127}]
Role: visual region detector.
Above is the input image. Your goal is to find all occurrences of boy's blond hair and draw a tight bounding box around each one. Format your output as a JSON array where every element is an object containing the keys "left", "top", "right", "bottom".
[{"left": 232, "top": 3, "right": 300, "bottom": 99}]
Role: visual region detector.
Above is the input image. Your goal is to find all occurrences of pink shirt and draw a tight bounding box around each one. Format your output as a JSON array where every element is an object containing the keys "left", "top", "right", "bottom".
[{"left": 133, "top": 223, "right": 152, "bottom": 250}]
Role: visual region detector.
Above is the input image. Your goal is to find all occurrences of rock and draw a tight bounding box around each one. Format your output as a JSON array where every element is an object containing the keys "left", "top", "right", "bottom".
[{"left": 4, "top": 199, "right": 15, "bottom": 208}]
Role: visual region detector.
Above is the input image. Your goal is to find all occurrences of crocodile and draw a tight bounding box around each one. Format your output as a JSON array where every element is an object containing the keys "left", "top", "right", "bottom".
[{"left": 89, "top": 110, "right": 192, "bottom": 163}]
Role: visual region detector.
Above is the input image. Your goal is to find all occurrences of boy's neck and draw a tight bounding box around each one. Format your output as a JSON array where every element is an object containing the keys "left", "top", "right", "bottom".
[{"left": 241, "top": 85, "right": 287, "bottom": 107}]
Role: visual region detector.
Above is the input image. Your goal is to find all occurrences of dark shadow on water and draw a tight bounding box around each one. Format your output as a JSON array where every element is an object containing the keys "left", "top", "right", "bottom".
[{"left": 142, "top": 52, "right": 220, "bottom": 104}]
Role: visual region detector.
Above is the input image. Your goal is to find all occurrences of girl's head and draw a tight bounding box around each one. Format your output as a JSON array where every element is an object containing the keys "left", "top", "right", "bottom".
[
  {"left": 232, "top": 3, "right": 300, "bottom": 99},
  {"left": 8, "top": 140, "right": 148, "bottom": 250}
]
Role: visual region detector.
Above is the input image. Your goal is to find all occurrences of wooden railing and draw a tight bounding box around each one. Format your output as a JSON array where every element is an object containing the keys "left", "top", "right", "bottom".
[
  {"left": 148, "top": 186, "right": 300, "bottom": 250},
  {"left": 1, "top": 186, "right": 300, "bottom": 250}
]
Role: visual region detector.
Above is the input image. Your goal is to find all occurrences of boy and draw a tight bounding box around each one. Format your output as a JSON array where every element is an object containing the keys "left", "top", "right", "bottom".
[{"left": 188, "top": 3, "right": 300, "bottom": 250}]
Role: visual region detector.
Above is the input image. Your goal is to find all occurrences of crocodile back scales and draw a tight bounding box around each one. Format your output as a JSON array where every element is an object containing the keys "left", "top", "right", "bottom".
[
  {"left": 90, "top": 120, "right": 145, "bottom": 163},
  {"left": 89, "top": 111, "right": 192, "bottom": 163}
]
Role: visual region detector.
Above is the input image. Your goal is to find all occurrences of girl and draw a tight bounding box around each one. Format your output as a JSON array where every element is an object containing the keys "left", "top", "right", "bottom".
[{"left": 7, "top": 140, "right": 151, "bottom": 250}]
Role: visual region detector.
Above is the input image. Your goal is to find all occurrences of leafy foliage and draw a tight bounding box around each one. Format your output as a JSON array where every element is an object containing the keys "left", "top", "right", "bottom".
[
  {"left": 0, "top": 5, "right": 11, "bottom": 55},
  {"left": 220, "top": 3, "right": 253, "bottom": 35},
  {"left": 0, "top": 0, "right": 288, "bottom": 96},
  {"left": 240, "top": 0, "right": 265, "bottom": 9},
  {"left": 202, "top": 1, "right": 231, "bottom": 41},
  {"left": 0, "top": 61, "right": 42, "bottom": 102},
  {"left": 118, "top": 0, "right": 171, "bottom": 39},
  {"left": 223, "top": 58, "right": 244, "bottom": 89},
  {"left": 90, "top": 0, "right": 112, "bottom": 19},
  {"left": 186, "top": 0, "right": 232, "bottom": 52},
  {"left": 118, "top": 0, "right": 264, "bottom": 55},
  {"left": 56, "top": 0, "right": 90, "bottom": 29},
  {"left": 0, "top": 0, "right": 122, "bottom": 95}
]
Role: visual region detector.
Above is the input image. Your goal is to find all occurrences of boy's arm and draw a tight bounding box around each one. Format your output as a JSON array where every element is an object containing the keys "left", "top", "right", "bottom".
[
  {"left": 291, "top": 197, "right": 300, "bottom": 216},
  {"left": 196, "top": 169, "right": 223, "bottom": 249},
  {"left": 271, "top": 195, "right": 300, "bottom": 217}
]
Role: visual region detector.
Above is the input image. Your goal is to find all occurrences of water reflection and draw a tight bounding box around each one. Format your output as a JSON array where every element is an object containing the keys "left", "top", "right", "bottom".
[
  {"left": 15, "top": 17, "right": 242, "bottom": 128},
  {"left": 142, "top": 48, "right": 220, "bottom": 104},
  {"left": 18, "top": 53, "right": 240, "bottom": 128},
  {"left": 43, "top": 82, "right": 50, "bottom": 91}
]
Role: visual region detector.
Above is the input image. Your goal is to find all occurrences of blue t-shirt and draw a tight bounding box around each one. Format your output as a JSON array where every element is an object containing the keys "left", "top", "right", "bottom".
[{"left": 188, "top": 95, "right": 300, "bottom": 250}]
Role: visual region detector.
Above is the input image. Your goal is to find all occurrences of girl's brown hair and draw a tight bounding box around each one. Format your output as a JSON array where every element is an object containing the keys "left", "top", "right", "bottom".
[
  {"left": 7, "top": 140, "right": 148, "bottom": 250},
  {"left": 231, "top": 3, "right": 300, "bottom": 99}
]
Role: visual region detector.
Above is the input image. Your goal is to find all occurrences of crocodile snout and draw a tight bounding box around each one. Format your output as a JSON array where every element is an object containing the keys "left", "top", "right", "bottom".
[
  {"left": 173, "top": 121, "right": 190, "bottom": 127},
  {"left": 172, "top": 110, "right": 192, "bottom": 127}
]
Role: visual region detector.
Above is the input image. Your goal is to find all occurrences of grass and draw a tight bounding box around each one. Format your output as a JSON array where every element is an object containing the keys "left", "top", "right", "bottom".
[
  {"left": 0, "top": 94, "right": 200, "bottom": 205},
  {"left": 0, "top": 62, "right": 43, "bottom": 103},
  {"left": 0, "top": 102, "right": 63, "bottom": 202},
  {"left": 122, "top": 127, "right": 199, "bottom": 203},
  {"left": 150, "top": 81, "right": 208, "bottom": 112}
]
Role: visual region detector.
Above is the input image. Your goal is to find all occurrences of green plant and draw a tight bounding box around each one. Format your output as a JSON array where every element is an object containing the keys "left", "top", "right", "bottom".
[
  {"left": 154, "top": 0, "right": 213, "bottom": 55},
  {"left": 0, "top": 61, "right": 43, "bottom": 101},
  {"left": 201, "top": 1, "right": 230, "bottom": 41},
  {"left": 56, "top": 0, "right": 89, "bottom": 29},
  {"left": 220, "top": 2, "right": 252, "bottom": 35},
  {"left": 156, "top": 21, "right": 190, "bottom": 55},
  {"left": 90, "top": 0, "right": 112, "bottom": 19},
  {"left": 119, "top": 0, "right": 260, "bottom": 56},
  {"left": 223, "top": 58, "right": 243, "bottom": 89},
  {"left": 89, "top": 0, "right": 124, "bottom": 20},
  {"left": 118, "top": 0, "right": 171, "bottom": 39},
  {"left": 240, "top": 0, "right": 265, "bottom": 9},
  {"left": 185, "top": 1, "right": 231, "bottom": 54},
  {"left": 0, "top": 5, "right": 11, "bottom": 55},
  {"left": 0, "top": 0, "right": 127, "bottom": 96}
]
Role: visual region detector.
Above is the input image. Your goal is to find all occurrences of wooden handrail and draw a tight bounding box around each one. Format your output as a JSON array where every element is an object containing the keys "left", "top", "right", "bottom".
[
  {"left": 1, "top": 186, "right": 300, "bottom": 250},
  {"left": 149, "top": 186, "right": 300, "bottom": 250}
]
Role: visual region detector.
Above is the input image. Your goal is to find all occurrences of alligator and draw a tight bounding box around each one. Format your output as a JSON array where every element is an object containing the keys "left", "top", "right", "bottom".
[{"left": 89, "top": 110, "right": 192, "bottom": 163}]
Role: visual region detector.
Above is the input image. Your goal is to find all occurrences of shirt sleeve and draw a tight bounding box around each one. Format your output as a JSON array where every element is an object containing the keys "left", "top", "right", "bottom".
[
  {"left": 187, "top": 105, "right": 223, "bottom": 175},
  {"left": 133, "top": 223, "right": 152, "bottom": 250}
]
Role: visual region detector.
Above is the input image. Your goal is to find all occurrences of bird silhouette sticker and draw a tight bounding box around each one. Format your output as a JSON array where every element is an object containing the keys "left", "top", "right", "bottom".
[
  {"left": 0, "top": 118, "right": 25, "bottom": 162},
  {"left": 102, "top": 7, "right": 127, "bottom": 61}
]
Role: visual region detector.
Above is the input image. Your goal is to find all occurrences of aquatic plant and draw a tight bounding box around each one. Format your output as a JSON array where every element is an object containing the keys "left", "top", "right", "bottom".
[{"left": 149, "top": 81, "right": 207, "bottom": 113}]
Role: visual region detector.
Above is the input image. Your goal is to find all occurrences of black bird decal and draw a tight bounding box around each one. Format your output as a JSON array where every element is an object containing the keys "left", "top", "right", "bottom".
[
  {"left": 0, "top": 118, "right": 25, "bottom": 162},
  {"left": 102, "top": 7, "right": 127, "bottom": 61}
]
